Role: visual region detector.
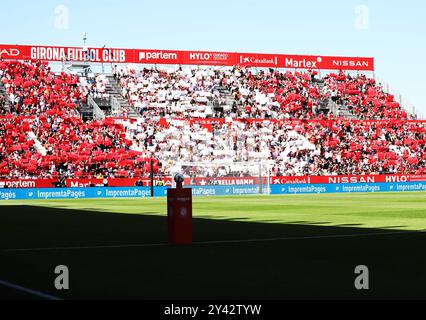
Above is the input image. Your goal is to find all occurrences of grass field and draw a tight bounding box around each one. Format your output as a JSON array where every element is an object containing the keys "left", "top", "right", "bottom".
[{"left": 0, "top": 192, "right": 425, "bottom": 299}]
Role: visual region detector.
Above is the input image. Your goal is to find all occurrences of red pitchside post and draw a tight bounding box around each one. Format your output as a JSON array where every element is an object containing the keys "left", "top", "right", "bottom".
[{"left": 167, "top": 174, "right": 192, "bottom": 245}]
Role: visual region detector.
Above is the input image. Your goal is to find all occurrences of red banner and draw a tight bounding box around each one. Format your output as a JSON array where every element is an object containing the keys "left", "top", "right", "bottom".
[
  {"left": 66, "top": 178, "right": 173, "bottom": 188},
  {"left": 0, "top": 44, "right": 375, "bottom": 71},
  {"left": 193, "top": 174, "right": 426, "bottom": 186},
  {"left": 277, "top": 54, "right": 374, "bottom": 71},
  {"left": 309, "top": 174, "right": 426, "bottom": 184},
  {"left": 274, "top": 174, "right": 426, "bottom": 185},
  {"left": 0, "top": 44, "right": 133, "bottom": 63}
]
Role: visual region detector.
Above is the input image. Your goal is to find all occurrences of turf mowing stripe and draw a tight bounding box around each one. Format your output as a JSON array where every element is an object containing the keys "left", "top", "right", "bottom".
[
  {"left": 0, "top": 279, "right": 63, "bottom": 300},
  {"left": 1, "top": 229, "right": 425, "bottom": 253}
]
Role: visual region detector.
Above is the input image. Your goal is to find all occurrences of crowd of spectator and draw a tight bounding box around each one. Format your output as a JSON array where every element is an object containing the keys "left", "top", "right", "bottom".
[
  {"left": 323, "top": 73, "right": 409, "bottom": 120},
  {"left": 227, "top": 69, "right": 326, "bottom": 119},
  {"left": 114, "top": 66, "right": 328, "bottom": 120},
  {"left": 124, "top": 118, "right": 425, "bottom": 177},
  {"left": 302, "top": 120, "right": 424, "bottom": 175},
  {"left": 0, "top": 60, "right": 158, "bottom": 179},
  {"left": 114, "top": 66, "right": 415, "bottom": 121},
  {"left": 0, "top": 60, "right": 424, "bottom": 180},
  {"left": 0, "top": 60, "right": 82, "bottom": 117},
  {"left": 79, "top": 74, "right": 110, "bottom": 100},
  {"left": 115, "top": 66, "right": 219, "bottom": 118},
  {"left": 0, "top": 114, "right": 162, "bottom": 179}
]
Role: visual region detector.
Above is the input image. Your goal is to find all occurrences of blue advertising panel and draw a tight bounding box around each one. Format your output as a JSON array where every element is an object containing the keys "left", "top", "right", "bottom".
[{"left": 0, "top": 182, "right": 425, "bottom": 201}]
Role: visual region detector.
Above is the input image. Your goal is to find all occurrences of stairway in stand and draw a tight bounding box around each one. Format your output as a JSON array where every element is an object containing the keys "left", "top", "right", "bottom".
[
  {"left": 105, "top": 74, "right": 139, "bottom": 118},
  {"left": 313, "top": 80, "right": 359, "bottom": 119}
]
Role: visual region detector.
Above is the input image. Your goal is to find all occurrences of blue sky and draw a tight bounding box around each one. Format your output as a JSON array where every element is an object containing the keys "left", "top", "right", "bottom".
[{"left": 1, "top": 0, "right": 425, "bottom": 117}]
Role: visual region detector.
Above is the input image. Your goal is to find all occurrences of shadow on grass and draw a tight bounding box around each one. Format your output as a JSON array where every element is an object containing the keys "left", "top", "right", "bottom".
[{"left": 0, "top": 206, "right": 425, "bottom": 300}]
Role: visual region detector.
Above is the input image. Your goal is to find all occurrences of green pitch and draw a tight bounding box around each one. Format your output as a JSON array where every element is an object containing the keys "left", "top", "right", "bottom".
[{"left": 0, "top": 192, "right": 425, "bottom": 299}]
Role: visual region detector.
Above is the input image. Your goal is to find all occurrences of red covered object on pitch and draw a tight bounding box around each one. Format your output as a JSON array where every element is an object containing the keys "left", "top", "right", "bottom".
[{"left": 167, "top": 180, "right": 192, "bottom": 245}]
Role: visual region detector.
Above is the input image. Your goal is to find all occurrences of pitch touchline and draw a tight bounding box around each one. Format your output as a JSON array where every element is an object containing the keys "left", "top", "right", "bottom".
[
  {"left": 0, "top": 279, "right": 62, "bottom": 300},
  {"left": 1, "top": 230, "right": 425, "bottom": 253}
]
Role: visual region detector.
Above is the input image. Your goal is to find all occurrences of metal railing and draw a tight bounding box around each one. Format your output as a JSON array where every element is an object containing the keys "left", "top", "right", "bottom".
[
  {"left": 0, "top": 82, "right": 11, "bottom": 108},
  {"left": 110, "top": 95, "right": 122, "bottom": 114},
  {"left": 375, "top": 77, "right": 424, "bottom": 120}
]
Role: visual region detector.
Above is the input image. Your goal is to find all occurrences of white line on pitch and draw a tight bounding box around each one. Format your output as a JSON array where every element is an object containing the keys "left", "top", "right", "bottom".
[
  {"left": 0, "top": 279, "right": 62, "bottom": 300},
  {"left": 1, "top": 229, "right": 425, "bottom": 253}
]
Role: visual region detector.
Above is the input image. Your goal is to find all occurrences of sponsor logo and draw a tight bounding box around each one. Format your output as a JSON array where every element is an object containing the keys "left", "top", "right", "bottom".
[
  {"left": 285, "top": 57, "right": 321, "bottom": 68},
  {"left": 139, "top": 51, "right": 178, "bottom": 62},
  {"left": 385, "top": 175, "right": 408, "bottom": 183},
  {"left": 190, "top": 52, "right": 212, "bottom": 61},
  {"left": 0, "top": 191, "right": 16, "bottom": 200},
  {"left": 328, "top": 176, "right": 375, "bottom": 184},
  {"left": 69, "top": 180, "right": 107, "bottom": 188},
  {"left": 36, "top": 190, "right": 86, "bottom": 199},
  {"left": 0, "top": 48, "right": 20, "bottom": 58},
  {"left": 196, "top": 178, "right": 256, "bottom": 186},
  {"left": 192, "top": 187, "right": 216, "bottom": 196},
  {"left": 240, "top": 56, "right": 278, "bottom": 65},
  {"left": 272, "top": 177, "right": 309, "bottom": 184},
  {"left": 286, "top": 185, "right": 327, "bottom": 194},
  {"left": 332, "top": 60, "right": 370, "bottom": 68},
  {"left": 342, "top": 184, "right": 381, "bottom": 193},
  {"left": 232, "top": 186, "right": 260, "bottom": 194},
  {"left": 0, "top": 180, "right": 36, "bottom": 188},
  {"left": 189, "top": 52, "right": 230, "bottom": 62},
  {"left": 105, "top": 188, "right": 151, "bottom": 198}
]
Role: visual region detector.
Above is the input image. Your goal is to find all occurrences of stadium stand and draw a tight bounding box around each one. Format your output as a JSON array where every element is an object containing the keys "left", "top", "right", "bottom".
[
  {"left": 114, "top": 66, "right": 328, "bottom": 119},
  {"left": 0, "top": 60, "right": 158, "bottom": 179},
  {"left": 0, "top": 60, "right": 425, "bottom": 180},
  {"left": 0, "top": 60, "right": 82, "bottom": 117},
  {"left": 323, "top": 73, "right": 409, "bottom": 120},
  {"left": 113, "top": 66, "right": 416, "bottom": 120},
  {"left": 124, "top": 118, "right": 425, "bottom": 177}
]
